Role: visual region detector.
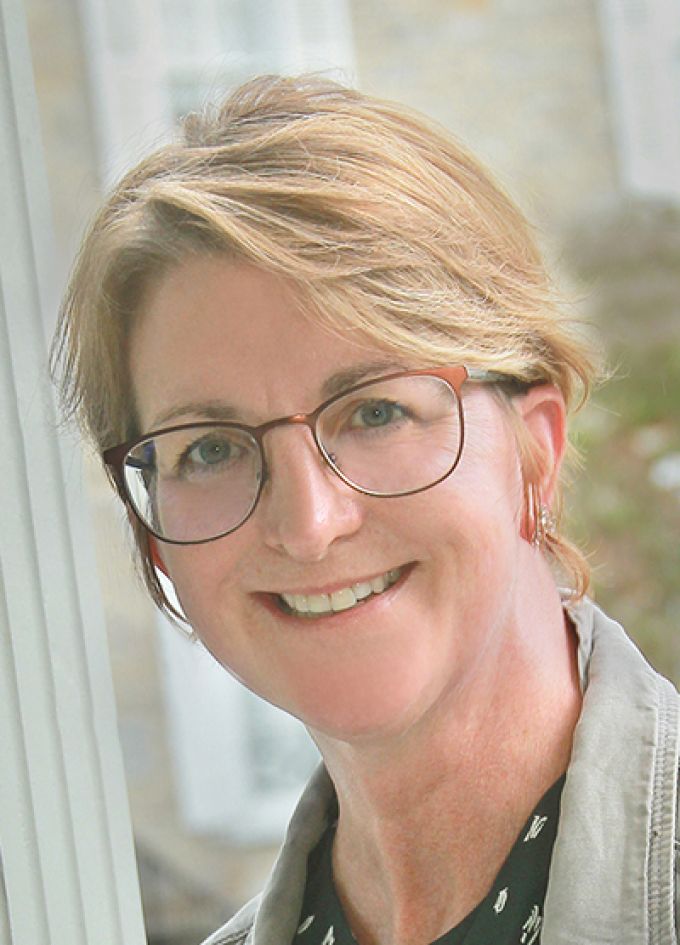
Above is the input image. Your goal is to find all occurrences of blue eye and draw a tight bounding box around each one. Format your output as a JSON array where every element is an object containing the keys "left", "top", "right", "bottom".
[
  {"left": 352, "top": 400, "right": 406, "bottom": 429},
  {"left": 187, "top": 436, "right": 234, "bottom": 466}
]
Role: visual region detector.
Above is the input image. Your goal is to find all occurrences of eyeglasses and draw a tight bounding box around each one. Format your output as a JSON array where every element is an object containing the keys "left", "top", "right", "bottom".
[{"left": 103, "top": 366, "right": 516, "bottom": 545}]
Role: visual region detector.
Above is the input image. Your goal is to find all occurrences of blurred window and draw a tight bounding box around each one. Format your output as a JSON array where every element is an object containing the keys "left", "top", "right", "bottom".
[
  {"left": 599, "top": 0, "right": 680, "bottom": 201},
  {"left": 80, "top": 0, "right": 355, "bottom": 183},
  {"left": 158, "top": 619, "right": 320, "bottom": 844}
]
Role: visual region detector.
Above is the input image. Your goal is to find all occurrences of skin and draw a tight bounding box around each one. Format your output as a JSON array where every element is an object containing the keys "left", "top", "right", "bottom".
[{"left": 130, "top": 256, "right": 582, "bottom": 945}]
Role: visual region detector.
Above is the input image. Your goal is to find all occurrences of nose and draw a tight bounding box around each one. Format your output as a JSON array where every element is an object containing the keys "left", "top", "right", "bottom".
[{"left": 259, "top": 427, "right": 363, "bottom": 562}]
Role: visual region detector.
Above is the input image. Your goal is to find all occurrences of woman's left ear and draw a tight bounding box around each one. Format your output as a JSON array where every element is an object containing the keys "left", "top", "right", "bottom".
[{"left": 514, "top": 384, "right": 567, "bottom": 505}]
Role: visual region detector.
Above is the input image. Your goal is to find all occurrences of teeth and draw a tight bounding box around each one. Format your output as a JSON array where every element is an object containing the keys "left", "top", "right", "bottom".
[
  {"left": 330, "top": 588, "right": 357, "bottom": 612},
  {"left": 293, "top": 594, "right": 309, "bottom": 613},
  {"left": 354, "top": 582, "right": 372, "bottom": 600},
  {"left": 279, "top": 568, "right": 402, "bottom": 618},
  {"left": 308, "top": 594, "right": 330, "bottom": 614}
]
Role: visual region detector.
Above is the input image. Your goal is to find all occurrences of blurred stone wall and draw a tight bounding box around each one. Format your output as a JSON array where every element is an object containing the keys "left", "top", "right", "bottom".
[{"left": 352, "top": 0, "right": 616, "bottom": 232}]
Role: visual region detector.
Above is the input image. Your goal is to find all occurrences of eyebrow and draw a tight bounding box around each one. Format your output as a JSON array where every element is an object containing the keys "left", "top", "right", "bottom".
[
  {"left": 149, "top": 360, "right": 406, "bottom": 430},
  {"left": 150, "top": 401, "right": 241, "bottom": 429},
  {"left": 320, "top": 360, "right": 407, "bottom": 399}
]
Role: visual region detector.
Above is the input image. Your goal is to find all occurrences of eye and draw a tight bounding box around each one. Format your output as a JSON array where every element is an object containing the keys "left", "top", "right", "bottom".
[
  {"left": 185, "top": 434, "right": 236, "bottom": 467},
  {"left": 350, "top": 400, "right": 407, "bottom": 429}
]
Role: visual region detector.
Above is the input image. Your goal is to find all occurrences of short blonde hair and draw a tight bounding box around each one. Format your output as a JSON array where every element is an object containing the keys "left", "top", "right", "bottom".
[{"left": 54, "top": 74, "right": 601, "bottom": 617}]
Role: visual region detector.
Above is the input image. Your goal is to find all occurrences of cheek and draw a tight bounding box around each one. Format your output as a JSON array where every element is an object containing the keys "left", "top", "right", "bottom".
[
  {"left": 160, "top": 538, "right": 248, "bottom": 626},
  {"left": 408, "top": 462, "right": 522, "bottom": 550},
  {"left": 397, "top": 445, "right": 524, "bottom": 608},
  {"left": 455, "top": 422, "right": 524, "bottom": 527}
]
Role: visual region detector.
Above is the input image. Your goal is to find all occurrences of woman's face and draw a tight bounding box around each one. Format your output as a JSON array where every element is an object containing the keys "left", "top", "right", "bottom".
[{"left": 130, "top": 256, "right": 557, "bottom": 742}]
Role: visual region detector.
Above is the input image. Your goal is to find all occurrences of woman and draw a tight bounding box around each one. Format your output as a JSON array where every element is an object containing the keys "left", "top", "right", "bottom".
[{"left": 54, "top": 75, "right": 680, "bottom": 944}]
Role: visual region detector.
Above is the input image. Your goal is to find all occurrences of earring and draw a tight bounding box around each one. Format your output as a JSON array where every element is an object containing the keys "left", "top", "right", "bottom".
[{"left": 527, "top": 483, "right": 556, "bottom": 548}]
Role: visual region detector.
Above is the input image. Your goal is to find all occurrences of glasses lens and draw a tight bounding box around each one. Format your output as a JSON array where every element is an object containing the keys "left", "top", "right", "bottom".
[
  {"left": 318, "top": 375, "right": 463, "bottom": 496},
  {"left": 123, "top": 425, "right": 262, "bottom": 543}
]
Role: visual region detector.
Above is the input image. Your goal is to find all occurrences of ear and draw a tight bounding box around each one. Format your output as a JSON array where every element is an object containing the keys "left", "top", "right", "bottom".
[
  {"left": 514, "top": 384, "right": 567, "bottom": 507},
  {"left": 148, "top": 535, "right": 170, "bottom": 577}
]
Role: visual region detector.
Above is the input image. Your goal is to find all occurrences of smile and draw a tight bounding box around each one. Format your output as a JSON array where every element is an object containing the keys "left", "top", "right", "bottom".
[{"left": 278, "top": 567, "right": 403, "bottom": 618}]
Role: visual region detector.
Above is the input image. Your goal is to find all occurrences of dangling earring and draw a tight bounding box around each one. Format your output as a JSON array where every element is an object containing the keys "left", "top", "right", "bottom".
[{"left": 527, "top": 483, "right": 556, "bottom": 548}]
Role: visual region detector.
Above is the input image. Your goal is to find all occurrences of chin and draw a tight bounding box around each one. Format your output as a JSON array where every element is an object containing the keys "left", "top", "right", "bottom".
[{"left": 263, "top": 661, "right": 450, "bottom": 747}]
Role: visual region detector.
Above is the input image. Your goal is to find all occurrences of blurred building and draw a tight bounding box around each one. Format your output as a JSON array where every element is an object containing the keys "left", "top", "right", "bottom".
[{"left": 23, "top": 0, "right": 680, "bottom": 941}]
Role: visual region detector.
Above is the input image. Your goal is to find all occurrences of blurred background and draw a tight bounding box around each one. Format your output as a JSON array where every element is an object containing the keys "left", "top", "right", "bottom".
[{"left": 22, "top": 0, "right": 680, "bottom": 941}]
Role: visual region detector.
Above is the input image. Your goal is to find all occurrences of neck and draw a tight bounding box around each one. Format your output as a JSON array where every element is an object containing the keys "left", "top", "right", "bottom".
[{"left": 309, "top": 573, "right": 582, "bottom": 945}]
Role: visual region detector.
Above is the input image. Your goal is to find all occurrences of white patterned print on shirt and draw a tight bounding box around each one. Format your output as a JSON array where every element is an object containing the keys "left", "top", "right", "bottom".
[
  {"left": 297, "top": 915, "right": 315, "bottom": 935},
  {"left": 520, "top": 904, "right": 542, "bottom": 945},
  {"left": 523, "top": 815, "right": 548, "bottom": 842},
  {"left": 493, "top": 887, "right": 509, "bottom": 914},
  {"left": 320, "top": 925, "right": 335, "bottom": 945}
]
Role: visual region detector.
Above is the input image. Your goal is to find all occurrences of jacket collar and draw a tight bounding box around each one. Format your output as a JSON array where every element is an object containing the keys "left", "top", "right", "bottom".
[{"left": 543, "top": 598, "right": 679, "bottom": 944}]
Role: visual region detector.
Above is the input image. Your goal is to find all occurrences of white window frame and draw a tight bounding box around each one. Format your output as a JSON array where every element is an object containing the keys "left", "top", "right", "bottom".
[{"left": 0, "top": 0, "right": 146, "bottom": 941}]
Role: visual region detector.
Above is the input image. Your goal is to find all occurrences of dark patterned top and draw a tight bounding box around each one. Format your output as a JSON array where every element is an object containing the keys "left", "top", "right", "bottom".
[{"left": 294, "top": 774, "right": 565, "bottom": 945}]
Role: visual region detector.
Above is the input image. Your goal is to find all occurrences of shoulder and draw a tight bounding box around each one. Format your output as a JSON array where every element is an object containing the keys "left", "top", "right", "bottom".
[{"left": 199, "top": 894, "right": 260, "bottom": 945}]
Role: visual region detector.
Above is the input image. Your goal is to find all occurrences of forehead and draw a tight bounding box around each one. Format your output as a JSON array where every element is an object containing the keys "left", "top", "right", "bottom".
[{"left": 129, "top": 256, "right": 406, "bottom": 428}]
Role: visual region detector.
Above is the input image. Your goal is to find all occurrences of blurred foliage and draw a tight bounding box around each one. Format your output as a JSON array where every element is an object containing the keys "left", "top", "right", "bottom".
[{"left": 562, "top": 201, "right": 680, "bottom": 683}]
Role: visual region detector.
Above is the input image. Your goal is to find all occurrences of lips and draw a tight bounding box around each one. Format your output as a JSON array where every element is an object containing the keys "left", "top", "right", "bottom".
[{"left": 277, "top": 567, "right": 403, "bottom": 617}]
